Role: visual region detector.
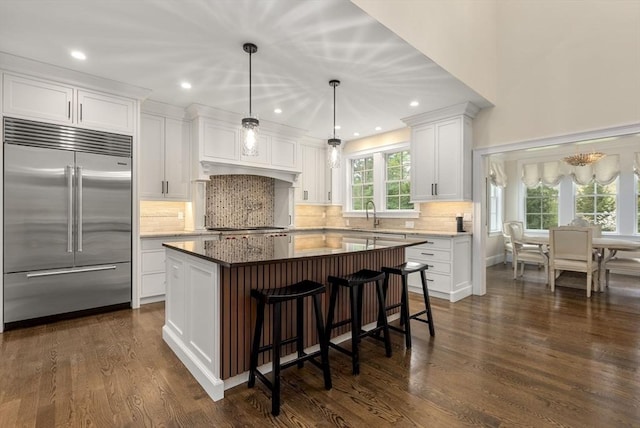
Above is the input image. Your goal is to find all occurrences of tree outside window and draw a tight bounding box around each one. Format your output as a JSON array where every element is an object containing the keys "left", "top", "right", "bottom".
[
  {"left": 525, "top": 185, "right": 559, "bottom": 230},
  {"left": 351, "top": 156, "right": 374, "bottom": 210},
  {"left": 575, "top": 181, "right": 617, "bottom": 232},
  {"left": 385, "top": 150, "right": 413, "bottom": 210}
]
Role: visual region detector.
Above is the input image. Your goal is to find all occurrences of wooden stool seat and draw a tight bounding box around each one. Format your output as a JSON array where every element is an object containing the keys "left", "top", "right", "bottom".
[
  {"left": 325, "top": 269, "right": 391, "bottom": 375},
  {"left": 380, "top": 261, "right": 435, "bottom": 348},
  {"left": 248, "top": 280, "right": 331, "bottom": 416}
]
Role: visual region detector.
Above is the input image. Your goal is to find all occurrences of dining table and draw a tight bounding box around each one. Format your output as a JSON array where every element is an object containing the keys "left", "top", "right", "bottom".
[{"left": 520, "top": 234, "right": 640, "bottom": 292}]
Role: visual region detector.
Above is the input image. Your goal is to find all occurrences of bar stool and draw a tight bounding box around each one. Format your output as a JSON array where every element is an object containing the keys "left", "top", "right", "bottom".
[
  {"left": 380, "top": 261, "right": 435, "bottom": 348},
  {"left": 325, "top": 269, "right": 391, "bottom": 375},
  {"left": 248, "top": 280, "right": 332, "bottom": 416}
]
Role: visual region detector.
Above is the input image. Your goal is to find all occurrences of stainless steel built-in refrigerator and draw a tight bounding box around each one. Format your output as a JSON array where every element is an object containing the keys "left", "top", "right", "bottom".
[{"left": 3, "top": 117, "right": 132, "bottom": 327}]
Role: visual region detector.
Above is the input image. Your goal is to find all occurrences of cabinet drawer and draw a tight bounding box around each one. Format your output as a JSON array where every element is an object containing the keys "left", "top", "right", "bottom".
[
  {"left": 406, "top": 247, "right": 450, "bottom": 262},
  {"left": 142, "top": 250, "right": 165, "bottom": 273},
  {"left": 418, "top": 259, "right": 451, "bottom": 275},
  {"left": 141, "top": 272, "right": 166, "bottom": 297},
  {"left": 413, "top": 237, "right": 451, "bottom": 250},
  {"left": 407, "top": 270, "right": 451, "bottom": 294}
]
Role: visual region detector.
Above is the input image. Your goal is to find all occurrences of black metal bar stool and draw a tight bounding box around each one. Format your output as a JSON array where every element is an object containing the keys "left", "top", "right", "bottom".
[
  {"left": 325, "top": 269, "right": 391, "bottom": 375},
  {"left": 380, "top": 261, "right": 435, "bottom": 348},
  {"left": 248, "top": 280, "right": 332, "bottom": 416}
]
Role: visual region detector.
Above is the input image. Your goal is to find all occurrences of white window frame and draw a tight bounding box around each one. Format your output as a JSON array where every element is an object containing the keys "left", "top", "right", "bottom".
[
  {"left": 636, "top": 175, "right": 640, "bottom": 234},
  {"left": 573, "top": 179, "right": 619, "bottom": 233},
  {"left": 488, "top": 182, "right": 503, "bottom": 235},
  {"left": 343, "top": 142, "right": 420, "bottom": 218},
  {"left": 522, "top": 183, "right": 560, "bottom": 231}
]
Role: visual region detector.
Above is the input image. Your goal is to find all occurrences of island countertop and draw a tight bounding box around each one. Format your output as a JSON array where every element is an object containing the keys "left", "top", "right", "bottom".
[{"left": 163, "top": 231, "right": 429, "bottom": 268}]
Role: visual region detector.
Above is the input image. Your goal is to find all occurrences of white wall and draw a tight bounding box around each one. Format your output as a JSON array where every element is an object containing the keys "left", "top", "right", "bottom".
[{"left": 353, "top": 0, "right": 640, "bottom": 149}]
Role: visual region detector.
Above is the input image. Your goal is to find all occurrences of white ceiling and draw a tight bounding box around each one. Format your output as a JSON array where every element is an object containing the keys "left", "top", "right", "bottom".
[{"left": 0, "top": 0, "right": 491, "bottom": 140}]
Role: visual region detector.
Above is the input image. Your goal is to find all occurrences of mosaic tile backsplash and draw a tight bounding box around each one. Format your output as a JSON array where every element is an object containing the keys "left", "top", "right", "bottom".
[{"left": 206, "top": 175, "right": 275, "bottom": 228}]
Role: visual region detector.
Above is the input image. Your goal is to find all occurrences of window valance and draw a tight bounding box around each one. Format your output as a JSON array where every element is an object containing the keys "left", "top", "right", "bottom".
[
  {"left": 489, "top": 160, "right": 507, "bottom": 187},
  {"left": 521, "top": 155, "right": 620, "bottom": 188}
]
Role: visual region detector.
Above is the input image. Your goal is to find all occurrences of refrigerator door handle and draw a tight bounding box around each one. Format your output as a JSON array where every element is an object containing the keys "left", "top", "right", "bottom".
[
  {"left": 77, "top": 165, "right": 83, "bottom": 252},
  {"left": 66, "top": 165, "right": 74, "bottom": 253},
  {"left": 26, "top": 265, "right": 118, "bottom": 278}
]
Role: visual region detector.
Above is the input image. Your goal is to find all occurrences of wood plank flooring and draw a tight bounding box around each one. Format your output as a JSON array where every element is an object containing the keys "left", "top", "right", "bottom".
[{"left": 1, "top": 264, "right": 639, "bottom": 427}]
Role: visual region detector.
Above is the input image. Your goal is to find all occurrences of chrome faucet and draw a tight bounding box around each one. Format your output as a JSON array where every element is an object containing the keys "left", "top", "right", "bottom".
[{"left": 365, "top": 200, "right": 380, "bottom": 228}]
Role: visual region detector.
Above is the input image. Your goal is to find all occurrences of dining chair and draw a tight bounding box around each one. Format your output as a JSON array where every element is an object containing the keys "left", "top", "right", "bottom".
[
  {"left": 503, "top": 221, "right": 539, "bottom": 266},
  {"left": 603, "top": 251, "right": 640, "bottom": 288},
  {"left": 549, "top": 226, "right": 599, "bottom": 297},
  {"left": 508, "top": 224, "right": 548, "bottom": 284}
]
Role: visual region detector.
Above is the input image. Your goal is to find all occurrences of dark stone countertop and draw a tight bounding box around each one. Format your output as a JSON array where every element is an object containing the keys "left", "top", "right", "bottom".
[{"left": 163, "top": 231, "right": 429, "bottom": 268}]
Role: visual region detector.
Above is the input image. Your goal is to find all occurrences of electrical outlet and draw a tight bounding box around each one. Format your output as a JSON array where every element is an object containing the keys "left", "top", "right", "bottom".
[
  {"left": 405, "top": 221, "right": 414, "bottom": 228},
  {"left": 178, "top": 212, "right": 184, "bottom": 220}
]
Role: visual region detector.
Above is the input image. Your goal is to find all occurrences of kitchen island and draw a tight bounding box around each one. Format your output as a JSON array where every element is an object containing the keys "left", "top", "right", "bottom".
[{"left": 162, "top": 231, "right": 429, "bottom": 401}]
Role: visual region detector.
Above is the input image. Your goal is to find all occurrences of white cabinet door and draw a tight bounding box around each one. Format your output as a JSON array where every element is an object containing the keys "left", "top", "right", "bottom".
[
  {"left": 433, "top": 118, "right": 462, "bottom": 200},
  {"left": 298, "top": 144, "right": 326, "bottom": 203},
  {"left": 240, "top": 133, "right": 270, "bottom": 165},
  {"left": 77, "top": 90, "right": 135, "bottom": 134},
  {"left": 140, "top": 113, "right": 166, "bottom": 199},
  {"left": 271, "top": 136, "right": 297, "bottom": 169},
  {"left": 164, "top": 118, "right": 190, "bottom": 200},
  {"left": 410, "top": 124, "right": 437, "bottom": 201},
  {"left": 201, "top": 119, "right": 239, "bottom": 161},
  {"left": 3, "top": 73, "right": 73, "bottom": 124}
]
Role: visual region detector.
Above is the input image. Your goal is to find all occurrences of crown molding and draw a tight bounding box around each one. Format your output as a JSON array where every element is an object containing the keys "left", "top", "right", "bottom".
[{"left": 401, "top": 101, "right": 480, "bottom": 127}]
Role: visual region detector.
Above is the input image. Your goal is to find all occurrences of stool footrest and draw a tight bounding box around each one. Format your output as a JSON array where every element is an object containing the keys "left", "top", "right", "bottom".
[
  {"left": 329, "top": 318, "right": 352, "bottom": 329},
  {"left": 280, "top": 350, "right": 322, "bottom": 371},
  {"left": 257, "top": 336, "right": 299, "bottom": 354},
  {"left": 411, "top": 316, "right": 432, "bottom": 325}
]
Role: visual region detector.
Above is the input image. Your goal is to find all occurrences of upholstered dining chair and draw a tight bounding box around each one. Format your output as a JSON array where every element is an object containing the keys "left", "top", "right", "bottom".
[
  {"left": 502, "top": 221, "right": 539, "bottom": 265},
  {"left": 508, "top": 223, "right": 549, "bottom": 283},
  {"left": 549, "top": 226, "right": 599, "bottom": 297},
  {"left": 603, "top": 251, "right": 640, "bottom": 288}
]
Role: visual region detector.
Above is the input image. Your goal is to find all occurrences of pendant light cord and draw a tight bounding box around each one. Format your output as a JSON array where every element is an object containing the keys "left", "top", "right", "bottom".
[
  {"left": 332, "top": 83, "right": 336, "bottom": 138},
  {"left": 249, "top": 50, "right": 252, "bottom": 116}
]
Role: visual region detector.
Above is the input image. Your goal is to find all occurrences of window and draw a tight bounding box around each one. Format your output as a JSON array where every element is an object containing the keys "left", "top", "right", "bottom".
[
  {"left": 346, "top": 144, "right": 417, "bottom": 215},
  {"left": 488, "top": 183, "right": 503, "bottom": 233},
  {"left": 385, "top": 150, "right": 413, "bottom": 210},
  {"left": 350, "top": 156, "right": 373, "bottom": 210},
  {"left": 575, "top": 181, "right": 617, "bottom": 232},
  {"left": 525, "top": 185, "right": 559, "bottom": 230}
]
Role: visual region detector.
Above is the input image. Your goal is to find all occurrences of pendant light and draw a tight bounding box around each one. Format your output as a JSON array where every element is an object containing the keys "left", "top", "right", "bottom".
[
  {"left": 327, "top": 79, "right": 341, "bottom": 169},
  {"left": 241, "top": 43, "right": 259, "bottom": 156}
]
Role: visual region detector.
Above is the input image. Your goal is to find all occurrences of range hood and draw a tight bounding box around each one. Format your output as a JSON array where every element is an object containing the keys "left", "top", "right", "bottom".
[{"left": 200, "top": 160, "right": 301, "bottom": 184}]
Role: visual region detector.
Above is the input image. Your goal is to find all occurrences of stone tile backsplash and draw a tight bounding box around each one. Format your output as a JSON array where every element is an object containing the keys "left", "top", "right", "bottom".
[{"left": 206, "top": 175, "right": 275, "bottom": 228}]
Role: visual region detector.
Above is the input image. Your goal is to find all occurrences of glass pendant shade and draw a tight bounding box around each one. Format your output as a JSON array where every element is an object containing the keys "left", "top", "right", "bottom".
[
  {"left": 241, "top": 43, "right": 259, "bottom": 156},
  {"left": 242, "top": 116, "right": 259, "bottom": 156},
  {"left": 328, "top": 138, "right": 341, "bottom": 169}
]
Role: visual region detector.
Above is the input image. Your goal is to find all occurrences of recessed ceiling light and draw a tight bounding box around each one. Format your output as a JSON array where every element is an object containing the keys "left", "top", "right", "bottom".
[
  {"left": 410, "top": 100, "right": 419, "bottom": 107},
  {"left": 334, "top": 125, "right": 341, "bottom": 130},
  {"left": 70, "top": 50, "right": 86, "bottom": 60},
  {"left": 353, "top": 132, "right": 360, "bottom": 137},
  {"left": 375, "top": 126, "right": 382, "bottom": 131},
  {"left": 274, "top": 108, "right": 282, "bottom": 114},
  {"left": 180, "top": 81, "right": 192, "bottom": 89}
]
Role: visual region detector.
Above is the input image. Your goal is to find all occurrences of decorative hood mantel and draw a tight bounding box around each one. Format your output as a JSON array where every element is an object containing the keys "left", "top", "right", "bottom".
[{"left": 187, "top": 103, "right": 304, "bottom": 184}]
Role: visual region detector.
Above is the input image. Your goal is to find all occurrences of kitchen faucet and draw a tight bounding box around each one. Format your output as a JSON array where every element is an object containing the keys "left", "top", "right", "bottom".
[{"left": 365, "top": 200, "right": 380, "bottom": 228}]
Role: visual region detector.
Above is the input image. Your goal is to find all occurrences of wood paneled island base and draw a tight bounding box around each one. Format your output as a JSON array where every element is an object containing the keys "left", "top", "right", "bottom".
[{"left": 162, "top": 232, "right": 425, "bottom": 401}]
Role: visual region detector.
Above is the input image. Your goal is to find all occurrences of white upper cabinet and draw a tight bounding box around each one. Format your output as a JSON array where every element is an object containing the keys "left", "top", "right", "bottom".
[
  {"left": 3, "top": 73, "right": 135, "bottom": 135},
  {"left": 140, "top": 113, "right": 190, "bottom": 201},
  {"left": 188, "top": 105, "right": 302, "bottom": 183},
  {"left": 403, "top": 102, "right": 479, "bottom": 202},
  {"left": 296, "top": 143, "right": 328, "bottom": 204}
]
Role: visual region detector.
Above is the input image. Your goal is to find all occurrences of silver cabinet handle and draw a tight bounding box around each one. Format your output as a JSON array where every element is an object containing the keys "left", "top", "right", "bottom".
[
  {"left": 431, "top": 183, "right": 434, "bottom": 195},
  {"left": 434, "top": 183, "right": 438, "bottom": 195},
  {"left": 66, "top": 165, "right": 74, "bottom": 253},
  {"left": 27, "top": 265, "right": 117, "bottom": 278},
  {"left": 80, "top": 103, "right": 83, "bottom": 121},
  {"left": 426, "top": 278, "right": 434, "bottom": 282},
  {"left": 165, "top": 180, "right": 168, "bottom": 194},
  {"left": 77, "top": 166, "right": 83, "bottom": 252},
  {"left": 68, "top": 101, "right": 71, "bottom": 119},
  {"left": 424, "top": 240, "right": 434, "bottom": 244},
  {"left": 304, "top": 190, "right": 308, "bottom": 200},
  {"left": 421, "top": 252, "right": 434, "bottom": 256},
  {"left": 161, "top": 181, "right": 165, "bottom": 194}
]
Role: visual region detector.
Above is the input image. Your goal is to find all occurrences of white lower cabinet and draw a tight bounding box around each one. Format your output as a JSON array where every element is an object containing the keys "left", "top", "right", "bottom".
[
  {"left": 140, "top": 236, "right": 205, "bottom": 302},
  {"left": 406, "top": 235, "right": 471, "bottom": 302}
]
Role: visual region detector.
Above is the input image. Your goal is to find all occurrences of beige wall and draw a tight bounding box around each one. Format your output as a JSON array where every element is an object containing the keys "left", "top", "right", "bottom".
[
  {"left": 351, "top": 0, "right": 497, "bottom": 104},
  {"left": 353, "top": 0, "right": 640, "bottom": 148},
  {"left": 344, "top": 127, "right": 410, "bottom": 153}
]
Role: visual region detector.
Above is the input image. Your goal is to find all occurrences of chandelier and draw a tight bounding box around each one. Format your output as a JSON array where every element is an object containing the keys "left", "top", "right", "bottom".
[{"left": 563, "top": 152, "right": 605, "bottom": 167}]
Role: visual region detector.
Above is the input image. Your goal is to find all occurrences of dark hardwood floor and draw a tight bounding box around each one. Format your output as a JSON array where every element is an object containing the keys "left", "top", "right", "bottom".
[{"left": 1, "top": 264, "right": 639, "bottom": 427}]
